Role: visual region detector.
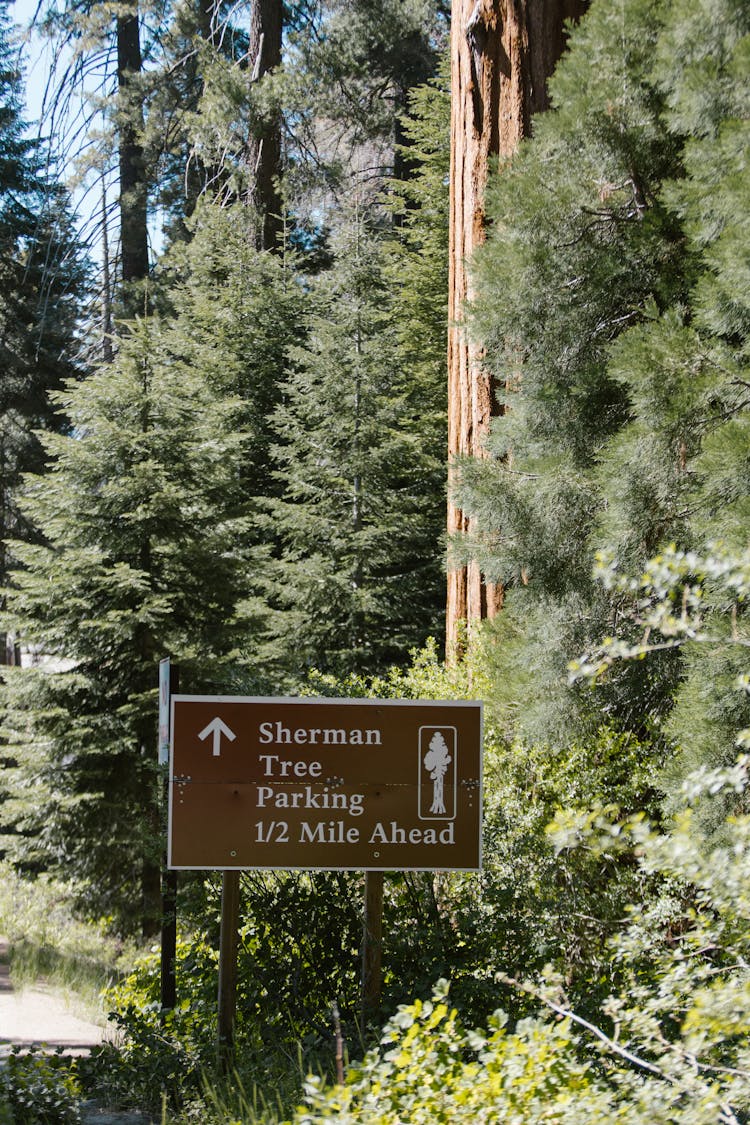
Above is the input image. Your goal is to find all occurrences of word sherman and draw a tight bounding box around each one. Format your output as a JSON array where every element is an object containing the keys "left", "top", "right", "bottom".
[{"left": 258, "top": 721, "right": 382, "bottom": 747}]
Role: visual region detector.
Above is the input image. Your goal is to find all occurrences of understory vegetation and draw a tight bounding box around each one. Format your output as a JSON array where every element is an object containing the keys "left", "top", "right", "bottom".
[{"left": 4, "top": 541, "right": 750, "bottom": 1123}]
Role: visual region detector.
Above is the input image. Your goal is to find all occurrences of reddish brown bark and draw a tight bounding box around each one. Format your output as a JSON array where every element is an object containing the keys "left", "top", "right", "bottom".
[{"left": 446, "top": 0, "right": 587, "bottom": 656}]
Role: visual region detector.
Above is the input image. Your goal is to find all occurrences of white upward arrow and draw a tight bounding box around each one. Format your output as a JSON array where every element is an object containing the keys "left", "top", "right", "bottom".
[{"left": 198, "top": 717, "right": 237, "bottom": 757}]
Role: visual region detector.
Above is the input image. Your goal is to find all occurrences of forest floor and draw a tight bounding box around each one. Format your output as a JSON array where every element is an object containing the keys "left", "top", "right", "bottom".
[{"left": 0, "top": 937, "right": 151, "bottom": 1123}]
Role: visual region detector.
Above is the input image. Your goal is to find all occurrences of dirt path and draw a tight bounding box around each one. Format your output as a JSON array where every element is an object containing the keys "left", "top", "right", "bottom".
[
  {"left": 0, "top": 939, "right": 152, "bottom": 1123},
  {"left": 0, "top": 938, "right": 108, "bottom": 1057}
]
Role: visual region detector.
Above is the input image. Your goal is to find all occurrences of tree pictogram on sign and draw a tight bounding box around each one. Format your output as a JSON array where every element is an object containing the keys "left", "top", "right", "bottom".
[{"left": 424, "top": 732, "right": 452, "bottom": 814}]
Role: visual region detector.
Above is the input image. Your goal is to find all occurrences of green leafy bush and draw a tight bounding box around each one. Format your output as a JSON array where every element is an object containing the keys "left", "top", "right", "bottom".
[
  {"left": 0, "top": 1050, "right": 82, "bottom": 1125},
  {"left": 283, "top": 754, "right": 750, "bottom": 1125},
  {"left": 90, "top": 939, "right": 216, "bottom": 1113},
  {"left": 88, "top": 1004, "right": 205, "bottom": 1115},
  {"left": 296, "top": 983, "right": 603, "bottom": 1125},
  {"left": 94, "top": 909, "right": 348, "bottom": 1116},
  {"left": 276, "top": 540, "right": 750, "bottom": 1125}
]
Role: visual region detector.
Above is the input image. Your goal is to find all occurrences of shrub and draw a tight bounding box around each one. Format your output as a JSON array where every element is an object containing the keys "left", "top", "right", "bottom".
[{"left": 0, "top": 1050, "right": 82, "bottom": 1125}]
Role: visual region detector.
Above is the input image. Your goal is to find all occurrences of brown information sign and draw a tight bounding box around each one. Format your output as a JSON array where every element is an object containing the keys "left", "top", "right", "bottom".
[{"left": 168, "top": 696, "right": 482, "bottom": 871}]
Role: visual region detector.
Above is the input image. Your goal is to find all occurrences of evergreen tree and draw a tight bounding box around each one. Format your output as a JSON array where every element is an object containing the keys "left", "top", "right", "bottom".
[
  {"left": 288, "top": 0, "right": 445, "bottom": 154},
  {"left": 454, "top": 0, "right": 687, "bottom": 742},
  {"left": 381, "top": 64, "right": 452, "bottom": 653},
  {"left": 446, "top": 0, "right": 588, "bottom": 648},
  {"left": 268, "top": 204, "right": 444, "bottom": 678},
  {"left": 34, "top": 0, "right": 223, "bottom": 293},
  {"left": 633, "top": 0, "right": 750, "bottom": 798},
  {"left": 155, "top": 197, "right": 308, "bottom": 676},
  {"left": 0, "top": 0, "right": 88, "bottom": 648},
  {"left": 155, "top": 199, "right": 304, "bottom": 500},
  {"left": 1, "top": 314, "right": 263, "bottom": 931},
  {"left": 384, "top": 62, "right": 450, "bottom": 415},
  {"left": 271, "top": 0, "right": 447, "bottom": 240}
]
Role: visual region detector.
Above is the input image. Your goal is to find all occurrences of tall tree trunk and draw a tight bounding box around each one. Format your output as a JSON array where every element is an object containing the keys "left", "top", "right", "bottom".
[
  {"left": 101, "top": 178, "right": 114, "bottom": 362},
  {"left": 117, "top": 4, "right": 149, "bottom": 309},
  {"left": 247, "top": 0, "right": 283, "bottom": 251},
  {"left": 0, "top": 449, "right": 10, "bottom": 667},
  {"left": 446, "top": 0, "right": 587, "bottom": 655}
]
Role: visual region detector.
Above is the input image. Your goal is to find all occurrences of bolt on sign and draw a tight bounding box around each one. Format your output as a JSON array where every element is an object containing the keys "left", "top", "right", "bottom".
[{"left": 168, "top": 697, "right": 483, "bottom": 871}]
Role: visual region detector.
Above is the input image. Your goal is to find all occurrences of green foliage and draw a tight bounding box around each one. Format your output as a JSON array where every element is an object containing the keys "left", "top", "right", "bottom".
[
  {"left": 143, "top": 0, "right": 448, "bottom": 246},
  {"left": 140, "top": 1, "right": 252, "bottom": 239},
  {"left": 0, "top": 1049, "right": 82, "bottom": 1125},
  {"left": 75, "top": 938, "right": 219, "bottom": 1113},
  {"left": 280, "top": 0, "right": 447, "bottom": 205},
  {"left": 94, "top": 872, "right": 362, "bottom": 1113},
  {"left": 91, "top": 998, "right": 207, "bottom": 1115},
  {"left": 468, "top": 727, "right": 662, "bottom": 1012},
  {"left": 456, "top": 0, "right": 690, "bottom": 742},
  {"left": 264, "top": 68, "right": 450, "bottom": 679},
  {"left": 274, "top": 751, "right": 750, "bottom": 1125},
  {"left": 573, "top": 544, "right": 750, "bottom": 830},
  {"left": 97, "top": 542, "right": 750, "bottom": 1122},
  {"left": 156, "top": 199, "right": 306, "bottom": 518},
  {"left": 455, "top": 0, "right": 750, "bottom": 774},
  {"left": 548, "top": 761, "right": 750, "bottom": 1125},
  {"left": 193, "top": 1078, "right": 284, "bottom": 1125},
  {"left": 268, "top": 203, "right": 445, "bottom": 678},
  {"left": 303, "top": 644, "right": 661, "bottom": 1025},
  {"left": 1, "top": 307, "right": 264, "bottom": 929},
  {"left": 0, "top": 0, "right": 88, "bottom": 588},
  {"left": 292, "top": 984, "right": 599, "bottom": 1124}
]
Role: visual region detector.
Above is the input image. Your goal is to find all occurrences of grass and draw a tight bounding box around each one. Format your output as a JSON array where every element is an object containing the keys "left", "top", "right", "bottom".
[
  {"left": 168, "top": 1072, "right": 288, "bottom": 1124},
  {"left": 0, "top": 861, "right": 137, "bottom": 1022}
]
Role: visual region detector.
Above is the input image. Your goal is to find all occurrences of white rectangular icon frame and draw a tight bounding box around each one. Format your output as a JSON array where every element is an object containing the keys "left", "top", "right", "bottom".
[{"left": 417, "top": 725, "right": 457, "bottom": 821}]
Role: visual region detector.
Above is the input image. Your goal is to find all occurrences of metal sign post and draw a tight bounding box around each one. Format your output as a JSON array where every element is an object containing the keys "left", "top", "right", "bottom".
[{"left": 159, "top": 659, "right": 178, "bottom": 1014}]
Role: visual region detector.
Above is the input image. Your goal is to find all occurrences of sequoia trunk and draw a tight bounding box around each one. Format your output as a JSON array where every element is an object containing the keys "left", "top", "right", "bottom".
[{"left": 446, "top": 0, "right": 587, "bottom": 654}]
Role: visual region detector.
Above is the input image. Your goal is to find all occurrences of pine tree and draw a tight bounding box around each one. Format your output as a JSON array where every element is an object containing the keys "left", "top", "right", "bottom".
[
  {"left": 1, "top": 314, "right": 263, "bottom": 931},
  {"left": 637, "top": 0, "right": 750, "bottom": 800},
  {"left": 0, "top": 1, "right": 89, "bottom": 653},
  {"left": 276, "top": 0, "right": 447, "bottom": 232},
  {"left": 446, "top": 0, "right": 588, "bottom": 648},
  {"left": 452, "top": 0, "right": 687, "bottom": 741},
  {"left": 155, "top": 199, "right": 303, "bottom": 499},
  {"left": 382, "top": 64, "right": 452, "bottom": 655},
  {"left": 34, "top": 0, "right": 199, "bottom": 299},
  {"left": 385, "top": 62, "right": 450, "bottom": 412},
  {"left": 141, "top": 0, "right": 286, "bottom": 249},
  {"left": 246, "top": 0, "right": 283, "bottom": 248},
  {"left": 268, "top": 204, "right": 444, "bottom": 678}
]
